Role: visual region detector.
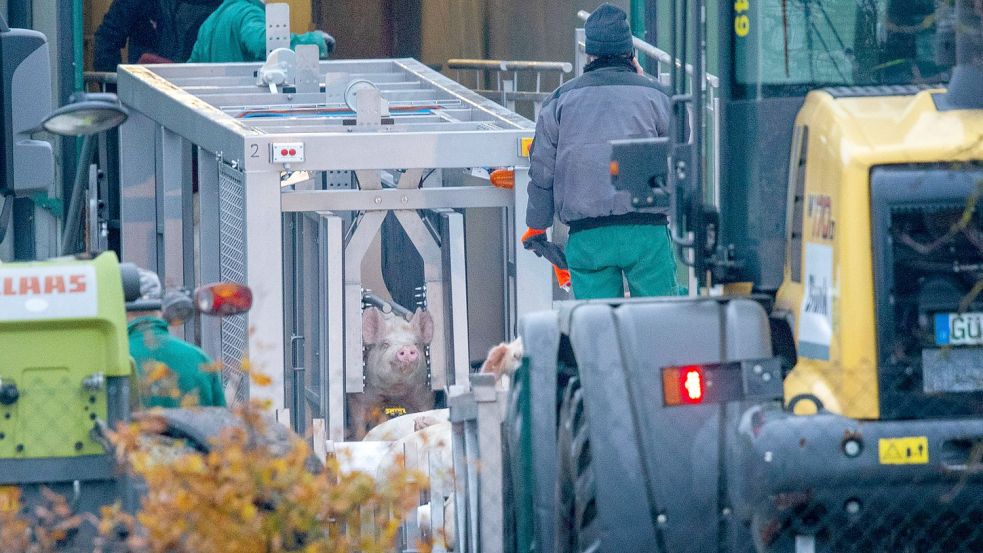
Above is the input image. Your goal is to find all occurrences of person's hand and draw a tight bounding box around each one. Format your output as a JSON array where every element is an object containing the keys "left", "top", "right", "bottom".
[
  {"left": 632, "top": 56, "right": 644, "bottom": 75},
  {"left": 522, "top": 228, "right": 568, "bottom": 269},
  {"left": 554, "top": 266, "right": 572, "bottom": 293},
  {"left": 319, "top": 31, "right": 336, "bottom": 56},
  {"left": 521, "top": 228, "right": 547, "bottom": 250}
]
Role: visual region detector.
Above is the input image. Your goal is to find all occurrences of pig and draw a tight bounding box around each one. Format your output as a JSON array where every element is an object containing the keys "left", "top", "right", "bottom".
[
  {"left": 348, "top": 307, "right": 436, "bottom": 439},
  {"left": 362, "top": 407, "right": 449, "bottom": 442},
  {"left": 417, "top": 496, "right": 456, "bottom": 550},
  {"left": 479, "top": 337, "right": 524, "bottom": 390}
]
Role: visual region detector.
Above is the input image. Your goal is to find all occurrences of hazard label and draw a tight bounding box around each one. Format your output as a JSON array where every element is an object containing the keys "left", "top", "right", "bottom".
[
  {"left": 519, "top": 137, "right": 534, "bottom": 158},
  {"left": 878, "top": 436, "right": 929, "bottom": 465}
]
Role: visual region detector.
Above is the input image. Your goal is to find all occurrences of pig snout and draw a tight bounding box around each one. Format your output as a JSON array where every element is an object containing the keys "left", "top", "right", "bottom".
[{"left": 393, "top": 345, "right": 420, "bottom": 371}]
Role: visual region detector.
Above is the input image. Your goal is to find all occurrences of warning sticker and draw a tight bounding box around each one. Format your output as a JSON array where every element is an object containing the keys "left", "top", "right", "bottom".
[
  {"left": 519, "top": 137, "right": 534, "bottom": 158},
  {"left": 798, "top": 243, "right": 834, "bottom": 360},
  {"left": 878, "top": 436, "right": 929, "bottom": 465}
]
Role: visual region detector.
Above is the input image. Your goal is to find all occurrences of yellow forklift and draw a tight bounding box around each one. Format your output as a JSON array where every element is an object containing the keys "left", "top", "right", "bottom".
[{"left": 509, "top": 1, "right": 983, "bottom": 552}]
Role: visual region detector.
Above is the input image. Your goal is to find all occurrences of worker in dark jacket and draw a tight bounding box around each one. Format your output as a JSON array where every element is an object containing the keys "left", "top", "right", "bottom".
[
  {"left": 93, "top": 0, "right": 222, "bottom": 72},
  {"left": 522, "top": 3, "right": 680, "bottom": 299}
]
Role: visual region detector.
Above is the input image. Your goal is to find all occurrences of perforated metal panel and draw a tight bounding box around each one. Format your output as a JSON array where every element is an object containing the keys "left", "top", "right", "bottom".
[{"left": 218, "top": 163, "right": 250, "bottom": 406}]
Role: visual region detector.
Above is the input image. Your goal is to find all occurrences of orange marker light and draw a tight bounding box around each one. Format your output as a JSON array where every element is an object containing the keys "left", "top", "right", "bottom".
[
  {"left": 610, "top": 160, "right": 620, "bottom": 176},
  {"left": 490, "top": 168, "right": 515, "bottom": 190}
]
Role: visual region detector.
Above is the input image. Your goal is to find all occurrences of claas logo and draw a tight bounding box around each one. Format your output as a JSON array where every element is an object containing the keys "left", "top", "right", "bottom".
[{"left": 0, "top": 273, "right": 88, "bottom": 296}]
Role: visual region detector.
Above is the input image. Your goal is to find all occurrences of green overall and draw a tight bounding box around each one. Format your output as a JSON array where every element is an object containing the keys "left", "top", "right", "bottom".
[
  {"left": 188, "top": 0, "right": 326, "bottom": 63},
  {"left": 565, "top": 224, "right": 682, "bottom": 300},
  {"left": 128, "top": 317, "right": 227, "bottom": 408}
]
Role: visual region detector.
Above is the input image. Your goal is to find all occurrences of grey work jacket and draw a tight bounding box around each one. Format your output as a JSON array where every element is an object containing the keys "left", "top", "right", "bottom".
[{"left": 526, "top": 61, "right": 672, "bottom": 230}]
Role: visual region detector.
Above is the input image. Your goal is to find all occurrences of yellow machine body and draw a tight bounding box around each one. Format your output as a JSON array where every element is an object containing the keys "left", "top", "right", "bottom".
[{"left": 775, "top": 89, "right": 983, "bottom": 419}]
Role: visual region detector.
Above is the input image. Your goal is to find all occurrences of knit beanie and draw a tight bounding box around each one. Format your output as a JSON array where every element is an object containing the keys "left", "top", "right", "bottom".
[{"left": 585, "top": 3, "right": 633, "bottom": 56}]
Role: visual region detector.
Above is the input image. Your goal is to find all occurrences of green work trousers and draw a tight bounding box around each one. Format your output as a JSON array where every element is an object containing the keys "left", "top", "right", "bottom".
[{"left": 565, "top": 224, "right": 680, "bottom": 300}]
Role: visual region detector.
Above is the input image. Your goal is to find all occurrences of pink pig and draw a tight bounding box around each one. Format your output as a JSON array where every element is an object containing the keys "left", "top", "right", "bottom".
[{"left": 348, "top": 307, "right": 436, "bottom": 439}]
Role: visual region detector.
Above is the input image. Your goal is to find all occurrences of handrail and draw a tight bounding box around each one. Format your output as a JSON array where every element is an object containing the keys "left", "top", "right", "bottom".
[
  {"left": 576, "top": 10, "right": 719, "bottom": 88},
  {"left": 83, "top": 71, "right": 118, "bottom": 85},
  {"left": 447, "top": 59, "right": 573, "bottom": 74}
]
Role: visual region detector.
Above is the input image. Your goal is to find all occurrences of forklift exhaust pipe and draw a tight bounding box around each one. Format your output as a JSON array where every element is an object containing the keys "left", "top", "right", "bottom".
[{"left": 941, "top": 0, "right": 983, "bottom": 110}]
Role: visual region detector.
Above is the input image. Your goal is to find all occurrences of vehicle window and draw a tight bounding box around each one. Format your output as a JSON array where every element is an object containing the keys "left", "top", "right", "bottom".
[
  {"left": 733, "top": 0, "right": 953, "bottom": 99},
  {"left": 787, "top": 126, "right": 808, "bottom": 282}
]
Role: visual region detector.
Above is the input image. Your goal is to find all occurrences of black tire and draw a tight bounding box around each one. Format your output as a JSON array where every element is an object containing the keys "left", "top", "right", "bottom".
[{"left": 555, "top": 377, "right": 601, "bottom": 553}]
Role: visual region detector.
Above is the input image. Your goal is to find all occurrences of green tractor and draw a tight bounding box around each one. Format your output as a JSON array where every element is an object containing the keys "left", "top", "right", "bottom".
[
  {"left": 0, "top": 253, "right": 139, "bottom": 517},
  {"left": 0, "top": 252, "right": 269, "bottom": 542}
]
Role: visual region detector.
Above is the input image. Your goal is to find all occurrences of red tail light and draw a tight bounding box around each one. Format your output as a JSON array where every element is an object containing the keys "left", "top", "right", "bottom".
[
  {"left": 194, "top": 282, "right": 253, "bottom": 316},
  {"left": 663, "top": 365, "right": 705, "bottom": 406},
  {"left": 681, "top": 366, "right": 704, "bottom": 403}
]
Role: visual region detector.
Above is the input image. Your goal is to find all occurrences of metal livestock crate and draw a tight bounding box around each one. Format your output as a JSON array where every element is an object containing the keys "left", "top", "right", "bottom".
[{"left": 115, "top": 57, "right": 553, "bottom": 440}]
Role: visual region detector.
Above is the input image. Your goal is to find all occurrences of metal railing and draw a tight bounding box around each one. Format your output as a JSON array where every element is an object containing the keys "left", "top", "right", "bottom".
[{"left": 446, "top": 59, "right": 573, "bottom": 120}]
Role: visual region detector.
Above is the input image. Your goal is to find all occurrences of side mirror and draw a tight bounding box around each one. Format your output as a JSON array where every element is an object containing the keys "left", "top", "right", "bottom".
[
  {"left": 41, "top": 92, "right": 128, "bottom": 137},
  {"left": 610, "top": 137, "right": 671, "bottom": 209},
  {"left": 194, "top": 282, "right": 253, "bottom": 317}
]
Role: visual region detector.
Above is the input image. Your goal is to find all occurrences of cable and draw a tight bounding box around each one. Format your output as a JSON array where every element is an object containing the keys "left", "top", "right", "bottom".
[{"left": 0, "top": 194, "right": 12, "bottom": 245}]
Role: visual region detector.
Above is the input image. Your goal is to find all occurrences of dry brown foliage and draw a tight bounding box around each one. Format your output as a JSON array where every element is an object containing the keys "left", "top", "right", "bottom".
[{"left": 2, "top": 366, "right": 434, "bottom": 553}]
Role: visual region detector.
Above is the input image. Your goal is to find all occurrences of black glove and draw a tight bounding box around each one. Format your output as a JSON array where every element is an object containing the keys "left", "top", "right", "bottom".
[{"left": 522, "top": 232, "right": 568, "bottom": 269}]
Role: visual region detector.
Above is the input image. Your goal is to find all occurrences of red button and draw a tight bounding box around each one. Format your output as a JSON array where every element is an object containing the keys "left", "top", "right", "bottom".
[
  {"left": 280, "top": 149, "right": 288, "bottom": 156},
  {"left": 289, "top": 148, "right": 297, "bottom": 156}
]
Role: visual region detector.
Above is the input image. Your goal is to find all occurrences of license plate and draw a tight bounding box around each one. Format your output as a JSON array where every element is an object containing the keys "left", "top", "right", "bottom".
[
  {"left": 0, "top": 486, "right": 20, "bottom": 513},
  {"left": 935, "top": 312, "right": 983, "bottom": 346},
  {"left": 923, "top": 347, "right": 983, "bottom": 393}
]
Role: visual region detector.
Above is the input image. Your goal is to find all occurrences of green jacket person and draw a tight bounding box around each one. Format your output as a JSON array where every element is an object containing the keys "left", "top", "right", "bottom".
[
  {"left": 128, "top": 271, "right": 226, "bottom": 408},
  {"left": 188, "top": 0, "right": 332, "bottom": 63}
]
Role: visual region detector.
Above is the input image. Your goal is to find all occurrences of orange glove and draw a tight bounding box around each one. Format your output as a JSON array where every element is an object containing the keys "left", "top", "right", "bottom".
[
  {"left": 521, "top": 228, "right": 546, "bottom": 242},
  {"left": 554, "top": 266, "right": 571, "bottom": 293}
]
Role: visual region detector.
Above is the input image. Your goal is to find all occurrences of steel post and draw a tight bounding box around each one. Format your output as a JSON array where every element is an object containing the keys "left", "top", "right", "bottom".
[
  {"left": 197, "top": 151, "right": 222, "bottom": 361},
  {"left": 244, "top": 169, "right": 285, "bottom": 409},
  {"left": 322, "top": 213, "right": 346, "bottom": 441},
  {"left": 511, "top": 167, "right": 552, "bottom": 333},
  {"left": 118, "top": 111, "right": 158, "bottom": 271}
]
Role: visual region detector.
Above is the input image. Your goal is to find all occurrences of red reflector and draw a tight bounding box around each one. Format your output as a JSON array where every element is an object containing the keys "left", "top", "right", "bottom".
[
  {"left": 289, "top": 148, "right": 297, "bottom": 156},
  {"left": 194, "top": 282, "right": 253, "bottom": 316},
  {"left": 280, "top": 149, "right": 288, "bottom": 156},
  {"left": 681, "top": 366, "right": 704, "bottom": 404}
]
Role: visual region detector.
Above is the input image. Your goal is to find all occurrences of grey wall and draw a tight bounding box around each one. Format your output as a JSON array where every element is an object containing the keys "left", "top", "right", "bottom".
[
  {"left": 321, "top": 0, "right": 629, "bottom": 67},
  {"left": 485, "top": 0, "right": 628, "bottom": 64}
]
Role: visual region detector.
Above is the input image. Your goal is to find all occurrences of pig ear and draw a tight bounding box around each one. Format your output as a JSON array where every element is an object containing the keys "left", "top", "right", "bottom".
[
  {"left": 480, "top": 343, "right": 510, "bottom": 377},
  {"left": 411, "top": 308, "right": 434, "bottom": 344},
  {"left": 362, "top": 308, "right": 387, "bottom": 345}
]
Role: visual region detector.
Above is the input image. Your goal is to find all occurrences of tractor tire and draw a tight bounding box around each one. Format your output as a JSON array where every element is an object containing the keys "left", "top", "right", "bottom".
[{"left": 555, "top": 377, "right": 601, "bottom": 553}]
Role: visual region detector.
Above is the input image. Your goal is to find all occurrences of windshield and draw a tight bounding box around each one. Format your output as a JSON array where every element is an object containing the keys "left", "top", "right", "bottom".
[{"left": 734, "top": 0, "right": 954, "bottom": 99}]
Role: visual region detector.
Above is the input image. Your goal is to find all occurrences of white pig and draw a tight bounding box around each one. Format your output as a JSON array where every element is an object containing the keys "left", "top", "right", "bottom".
[
  {"left": 362, "top": 407, "right": 449, "bottom": 441},
  {"left": 348, "top": 307, "right": 436, "bottom": 439}
]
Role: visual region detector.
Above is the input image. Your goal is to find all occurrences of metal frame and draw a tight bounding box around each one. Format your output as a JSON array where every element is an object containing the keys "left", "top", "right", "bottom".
[
  {"left": 117, "top": 58, "right": 552, "bottom": 439},
  {"left": 446, "top": 59, "right": 572, "bottom": 120}
]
